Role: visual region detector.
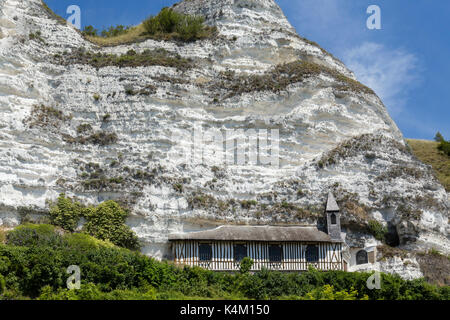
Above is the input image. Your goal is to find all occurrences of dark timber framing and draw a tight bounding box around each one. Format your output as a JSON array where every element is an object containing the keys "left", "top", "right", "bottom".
[{"left": 170, "top": 239, "right": 343, "bottom": 271}]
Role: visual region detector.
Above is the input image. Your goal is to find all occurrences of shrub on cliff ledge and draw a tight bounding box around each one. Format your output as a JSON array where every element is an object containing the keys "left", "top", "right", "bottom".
[
  {"left": 368, "top": 220, "right": 388, "bottom": 242},
  {"left": 101, "top": 25, "right": 131, "bottom": 38},
  {"left": 81, "top": 25, "right": 98, "bottom": 37},
  {"left": 82, "top": 8, "right": 215, "bottom": 46},
  {"left": 143, "top": 8, "right": 214, "bottom": 42}
]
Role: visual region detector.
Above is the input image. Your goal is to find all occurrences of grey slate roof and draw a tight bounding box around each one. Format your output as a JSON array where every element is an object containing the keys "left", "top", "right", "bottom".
[
  {"left": 326, "top": 192, "right": 340, "bottom": 212},
  {"left": 168, "top": 225, "right": 335, "bottom": 242}
]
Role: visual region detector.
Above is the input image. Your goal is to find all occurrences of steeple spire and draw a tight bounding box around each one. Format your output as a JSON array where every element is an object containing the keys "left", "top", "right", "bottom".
[
  {"left": 326, "top": 192, "right": 339, "bottom": 212},
  {"left": 325, "top": 192, "right": 342, "bottom": 242}
]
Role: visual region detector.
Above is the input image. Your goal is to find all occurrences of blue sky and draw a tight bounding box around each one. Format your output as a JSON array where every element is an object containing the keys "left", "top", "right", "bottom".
[{"left": 45, "top": 0, "right": 450, "bottom": 140}]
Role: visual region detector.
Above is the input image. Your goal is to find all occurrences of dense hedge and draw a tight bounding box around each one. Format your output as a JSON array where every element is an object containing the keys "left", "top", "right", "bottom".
[{"left": 0, "top": 224, "right": 448, "bottom": 300}]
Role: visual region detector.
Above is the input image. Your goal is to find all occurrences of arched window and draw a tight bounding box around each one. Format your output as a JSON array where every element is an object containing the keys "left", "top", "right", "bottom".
[
  {"left": 330, "top": 213, "right": 337, "bottom": 225},
  {"left": 305, "top": 245, "right": 319, "bottom": 263},
  {"left": 356, "top": 250, "right": 368, "bottom": 265}
]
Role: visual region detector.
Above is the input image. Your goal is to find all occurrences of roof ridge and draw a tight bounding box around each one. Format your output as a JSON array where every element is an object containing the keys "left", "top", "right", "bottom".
[{"left": 168, "top": 224, "right": 337, "bottom": 242}]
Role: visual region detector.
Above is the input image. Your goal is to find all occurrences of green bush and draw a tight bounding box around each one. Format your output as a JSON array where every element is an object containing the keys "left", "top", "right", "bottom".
[
  {"left": 143, "top": 8, "right": 209, "bottom": 41},
  {"left": 49, "top": 194, "right": 83, "bottom": 232},
  {"left": 300, "top": 284, "right": 367, "bottom": 300},
  {"left": 101, "top": 25, "right": 131, "bottom": 38},
  {"left": 435, "top": 132, "right": 450, "bottom": 156},
  {"left": 143, "top": 16, "right": 160, "bottom": 35},
  {"left": 368, "top": 220, "right": 388, "bottom": 241},
  {"left": 154, "top": 8, "right": 179, "bottom": 33},
  {"left": 0, "top": 274, "right": 5, "bottom": 295},
  {"left": 63, "top": 233, "right": 115, "bottom": 251},
  {"left": 6, "top": 224, "right": 64, "bottom": 247},
  {"left": 81, "top": 25, "right": 98, "bottom": 37},
  {"left": 435, "top": 132, "right": 444, "bottom": 143},
  {"left": 0, "top": 226, "right": 144, "bottom": 297},
  {"left": 39, "top": 283, "right": 157, "bottom": 300},
  {"left": 239, "top": 257, "right": 253, "bottom": 274},
  {"left": 175, "top": 15, "right": 206, "bottom": 41},
  {"left": 438, "top": 140, "right": 450, "bottom": 156},
  {"left": 83, "top": 201, "right": 139, "bottom": 250},
  {"left": 47, "top": 194, "right": 139, "bottom": 250},
  {"left": 82, "top": 25, "right": 130, "bottom": 38}
]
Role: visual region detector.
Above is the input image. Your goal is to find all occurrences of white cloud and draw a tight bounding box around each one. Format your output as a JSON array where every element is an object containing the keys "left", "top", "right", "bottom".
[{"left": 342, "top": 42, "right": 420, "bottom": 116}]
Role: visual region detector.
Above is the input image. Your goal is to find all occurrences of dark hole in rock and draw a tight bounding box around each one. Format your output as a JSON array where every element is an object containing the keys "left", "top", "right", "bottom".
[{"left": 385, "top": 222, "right": 400, "bottom": 247}]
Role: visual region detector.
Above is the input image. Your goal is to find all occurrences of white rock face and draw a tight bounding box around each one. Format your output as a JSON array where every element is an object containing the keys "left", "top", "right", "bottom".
[
  {"left": 352, "top": 256, "right": 424, "bottom": 281},
  {"left": 0, "top": 0, "right": 448, "bottom": 279}
]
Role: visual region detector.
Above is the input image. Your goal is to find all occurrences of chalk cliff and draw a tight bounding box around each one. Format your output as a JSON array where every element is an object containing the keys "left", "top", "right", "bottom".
[{"left": 0, "top": 0, "right": 448, "bottom": 277}]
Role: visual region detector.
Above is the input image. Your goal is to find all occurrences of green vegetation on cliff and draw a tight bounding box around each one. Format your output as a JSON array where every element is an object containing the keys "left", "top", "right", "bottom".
[
  {"left": 82, "top": 7, "right": 216, "bottom": 46},
  {"left": 48, "top": 194, "right": 140, "bottom": 250},
  {"left": 53, "top": 48, "right": 193, "bottom": 71},
  {"left": 212, "top": 61, "right": 374, "bottom": 101},
  {"left": 142, "top": 7, "right": 216, "bottom": 42}
]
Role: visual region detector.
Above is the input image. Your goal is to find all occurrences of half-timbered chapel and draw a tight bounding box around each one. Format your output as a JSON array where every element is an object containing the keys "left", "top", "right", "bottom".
[{"left": 169, "top": 193, "right": 354, "bottom": 272}]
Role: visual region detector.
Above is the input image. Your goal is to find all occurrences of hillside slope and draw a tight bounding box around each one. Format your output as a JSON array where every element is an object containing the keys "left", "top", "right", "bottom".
[{"left": 407, "top": 139, "right": 450, "bottom": 192}]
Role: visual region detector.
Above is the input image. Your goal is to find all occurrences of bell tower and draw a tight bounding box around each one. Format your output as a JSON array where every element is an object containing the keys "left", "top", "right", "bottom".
[{"left": 326, "top": 192, "right": 342, "bottom": 242}]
